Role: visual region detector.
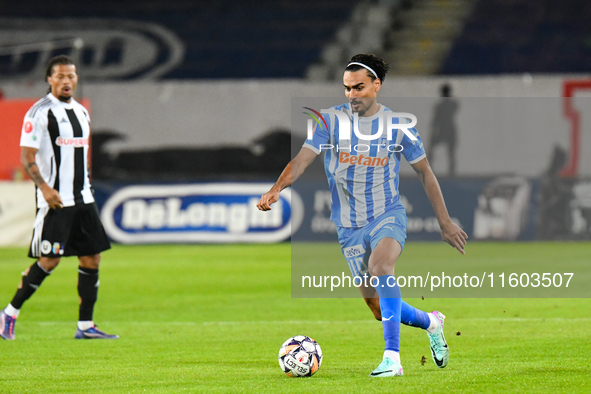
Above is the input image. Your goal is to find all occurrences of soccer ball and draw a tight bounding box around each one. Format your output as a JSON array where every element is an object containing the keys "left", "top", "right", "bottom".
[{"left": 278, "top": 335, "right": 323, "bottom": 377}]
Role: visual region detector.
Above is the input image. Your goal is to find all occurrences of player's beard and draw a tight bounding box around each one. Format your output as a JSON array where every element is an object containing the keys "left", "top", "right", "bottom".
[
  {"left": 357, "top": 99, "right": 380, "bottom": 117},
  {"left": 356, "top": 107, "right": 368, "bottom": 116},
  {"left": 57, "top": 95, "right": 71, "bottom": 102},
  {"left": 351, "top": 101, "right": 370, "bottom": 116},
  {"left": 56, "top": 86, "right": 74, "bottom": 102},
  {"left": 351, "top": 96, "right": 380, "bottom": 116},
  {"left": 350, "top": 100, "right": 364, "bottom": 115}
]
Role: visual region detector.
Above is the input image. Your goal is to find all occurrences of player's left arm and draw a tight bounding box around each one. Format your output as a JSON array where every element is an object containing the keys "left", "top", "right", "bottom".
[
  {"left": 87, "top": 142, "right": 92, "bottom": 179},
  {"left": 411, "top": 158, "right": 468, "bottom": 254},
  {"left": 84, "top": 108, "right": 92, "bottom": 178}
]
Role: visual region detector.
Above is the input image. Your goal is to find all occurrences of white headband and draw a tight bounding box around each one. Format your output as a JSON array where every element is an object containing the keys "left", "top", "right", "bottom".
[{"left": 347, "top": 62, "right": 379, "bottom": 80}]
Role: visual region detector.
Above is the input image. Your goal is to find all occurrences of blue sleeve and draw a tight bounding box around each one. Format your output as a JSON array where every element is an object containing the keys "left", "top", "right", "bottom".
[
  {"left": 302, "top": 114, "right": 331, "bottom": 155},
  {"left": 400, "top": 127, "right": 426, "bottom": 164}
]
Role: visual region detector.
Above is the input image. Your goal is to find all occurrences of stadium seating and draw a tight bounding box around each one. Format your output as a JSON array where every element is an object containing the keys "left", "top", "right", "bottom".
[
  {"left": 307, "top": 0, "right": 404, "bottom": 80},
  {"left": 441, "top": 0, "right": 591, "bottom": 74},
  {"left": 0, "top": 0, "right": 358, "bottom": 79}
]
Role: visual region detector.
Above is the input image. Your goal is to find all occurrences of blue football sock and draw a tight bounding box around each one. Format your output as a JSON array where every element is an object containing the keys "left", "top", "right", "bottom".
[
  {"left": 400, "top": 301, "right": 431, "bottom": 330},
  {"left": 375, "top": 275, "right": 401, "bottom": 352}
]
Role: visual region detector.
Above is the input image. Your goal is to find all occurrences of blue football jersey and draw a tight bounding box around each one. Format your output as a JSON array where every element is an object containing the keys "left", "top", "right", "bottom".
[{"left": 303, "top": 103, "right": 426, "bottom": 228}]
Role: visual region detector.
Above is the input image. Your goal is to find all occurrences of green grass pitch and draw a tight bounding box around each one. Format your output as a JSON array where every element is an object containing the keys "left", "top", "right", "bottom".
[{"left": 0, "top": 242, "right": 590, "bottom": 393}]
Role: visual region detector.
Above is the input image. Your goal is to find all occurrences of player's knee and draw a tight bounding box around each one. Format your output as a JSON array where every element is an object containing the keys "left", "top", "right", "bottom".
[
  {"left": 38, "top": 257, "right": 60, "bottom": 272},
  {"left": 79, "top": 254, "right": 101, "bottom": 269},
  {"left": 369, "top": 260, "right": 395, "bottom": 277}
]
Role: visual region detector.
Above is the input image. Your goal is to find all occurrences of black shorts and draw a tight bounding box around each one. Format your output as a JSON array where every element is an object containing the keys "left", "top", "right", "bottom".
[{"left": 28, "top": 202, "right": 111, "bottom": 258}]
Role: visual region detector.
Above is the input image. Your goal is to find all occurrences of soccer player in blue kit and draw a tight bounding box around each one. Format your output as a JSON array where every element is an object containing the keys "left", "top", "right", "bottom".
[{"left": 257, "top": 54, "right": 468, "bottom": 377}]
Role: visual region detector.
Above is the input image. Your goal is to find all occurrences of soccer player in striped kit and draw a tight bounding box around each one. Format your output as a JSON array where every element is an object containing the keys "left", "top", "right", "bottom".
[
  {"left": 258, "top": 54, "right": 467, "bottom": 376},
  {"left": 0, "top": 56, "right": 118, "bottom": 340}
]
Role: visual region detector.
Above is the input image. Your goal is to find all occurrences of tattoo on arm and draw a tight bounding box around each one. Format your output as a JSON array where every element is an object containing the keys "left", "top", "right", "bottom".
[{"left": 25, "top": 162, "right": 46, "bottom": 187}]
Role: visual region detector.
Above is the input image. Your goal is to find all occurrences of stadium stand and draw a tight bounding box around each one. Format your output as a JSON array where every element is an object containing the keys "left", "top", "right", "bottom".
[
  {"left": 307, "top": 0, "right": 404, "bottom": 80},
  {"left": 307, "top": 0, "right": 477, "bottom": 79},
  {"left": 441, "top": 0, "right": 591, "bottom": 74},
  {"left": 0, "top": 0, "right": 358, "bottom": 79},
  {"left": 383, "top": 0, "right": 475, "bottom": 75}
]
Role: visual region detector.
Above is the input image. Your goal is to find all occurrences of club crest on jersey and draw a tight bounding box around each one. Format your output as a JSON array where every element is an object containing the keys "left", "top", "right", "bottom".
[
  {"left": 56, "top": 137, "right": 89, "bottom": 147},
  {"left": 343, "top": 244, "right": 365, "bottom": 258}
]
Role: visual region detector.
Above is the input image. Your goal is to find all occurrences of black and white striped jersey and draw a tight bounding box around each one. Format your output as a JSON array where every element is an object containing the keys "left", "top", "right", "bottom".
[{"left": 20, "top": 93, "right": 94, "bottom": 208}]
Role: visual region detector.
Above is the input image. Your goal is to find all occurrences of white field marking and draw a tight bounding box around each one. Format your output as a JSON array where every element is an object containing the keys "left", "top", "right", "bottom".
[
  {"left": 36, "top": 320, "right": 376, "bottom": 326},
  {"left": 34, "top": 317, "right": 591, "bottom": 326}
]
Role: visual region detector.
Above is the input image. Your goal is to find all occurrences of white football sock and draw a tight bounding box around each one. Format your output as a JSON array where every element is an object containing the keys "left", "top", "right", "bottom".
[
  {"left": 77, "top": 321, "right": 94, "bottom": 331},
  {"left": 384, "top": 350, "right": 401, "bottom": 364},
  {"left": 426, "top": 313, "right": 439, "bottom": 333},
  {"left": 4, "top": 304, "right": 20, "bottom": 318}
]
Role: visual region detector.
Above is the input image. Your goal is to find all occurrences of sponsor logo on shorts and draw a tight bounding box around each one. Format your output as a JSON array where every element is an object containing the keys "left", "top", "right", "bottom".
[
  {"left": 56, "top": 137, "right": 89, "bottom": 147},
  {"left": 52, "top": 242, "right": 64, "bottom": 255},
  {"left": 369, "top": 217, "right": 397, "bottom": 237},
  {"left": 343, "top": 244, "right": 365, "bottom": 258},
  {"left": 41, "top": 240, "right": 52, "bottom": 254}
]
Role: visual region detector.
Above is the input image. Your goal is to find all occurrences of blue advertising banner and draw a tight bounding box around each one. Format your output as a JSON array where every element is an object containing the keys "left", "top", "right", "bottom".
[
  {"left": 93, "top": 182, "right": 303, "bottom": 244},
  {"left": 93, "top": 177, "right": 539, "bottom": 244}
]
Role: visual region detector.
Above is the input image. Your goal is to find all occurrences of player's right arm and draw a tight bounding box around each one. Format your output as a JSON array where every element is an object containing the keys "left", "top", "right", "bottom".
[
  {"left": 256, "top": 147, "right": 317, "bottom": 211},
  {"left": 20, "top": 109, "right": 63, "bottom": 209},
  {"left": 21, "top": 147, "right": 63, "bottom": 209}
]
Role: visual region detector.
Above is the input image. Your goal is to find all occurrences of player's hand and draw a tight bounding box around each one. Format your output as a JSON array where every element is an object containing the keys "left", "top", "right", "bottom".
[
  {"left": 440, "top": 221, "right": 468, "bottom": 255},
  {"left": 257, "top": 188, "right": 280, "bottom": 211},
  {"left": 40, "top": 185, "right": 63, "bottom": 209}
]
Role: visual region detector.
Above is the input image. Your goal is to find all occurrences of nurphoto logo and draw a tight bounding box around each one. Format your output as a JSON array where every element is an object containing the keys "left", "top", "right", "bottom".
[{"left": 303, "top": 107, "right": 418, "bottom": 153}]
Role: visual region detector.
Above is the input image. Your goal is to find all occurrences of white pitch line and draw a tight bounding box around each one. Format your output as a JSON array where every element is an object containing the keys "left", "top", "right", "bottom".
[{"left": 33, "top": 317, "right": 591, "bottom": 327}]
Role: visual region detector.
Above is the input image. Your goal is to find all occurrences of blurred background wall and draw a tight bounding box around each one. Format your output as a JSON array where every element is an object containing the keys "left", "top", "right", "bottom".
[{"left": 1, "top": 0, "right": 590, "bottom": 245}]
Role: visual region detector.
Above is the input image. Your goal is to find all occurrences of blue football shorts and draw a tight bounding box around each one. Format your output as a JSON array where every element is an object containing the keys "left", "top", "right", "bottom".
[{"left": 336, "top": 208, "right": 408, "bottom": 278}]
